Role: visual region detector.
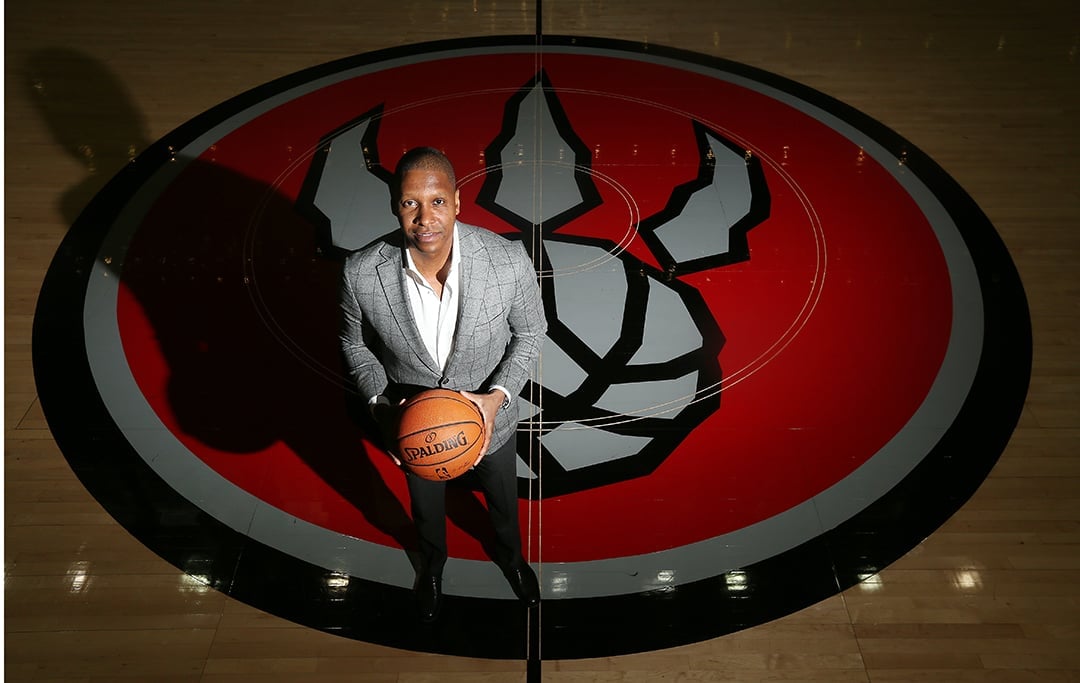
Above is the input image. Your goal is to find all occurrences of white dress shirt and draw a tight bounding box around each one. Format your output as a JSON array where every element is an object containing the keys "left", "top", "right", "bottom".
[{"left": 403, "top": 222, "right": 461, "bottom": 370}]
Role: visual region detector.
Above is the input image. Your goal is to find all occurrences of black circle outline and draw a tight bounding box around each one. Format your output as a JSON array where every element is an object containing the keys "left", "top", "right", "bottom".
[{"left": 32, "top": 34, "right": 1031, "bottom": 659}]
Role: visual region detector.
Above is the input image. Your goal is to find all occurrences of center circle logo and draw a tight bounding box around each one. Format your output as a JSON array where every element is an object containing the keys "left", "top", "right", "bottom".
[{"left": 33, "top": 36, "right": 1030, "bottom": 659}]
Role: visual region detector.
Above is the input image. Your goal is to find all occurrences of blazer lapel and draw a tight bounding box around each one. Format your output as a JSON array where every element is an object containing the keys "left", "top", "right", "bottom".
[
  {"left": 375, "top": 244, "right": 441, "bottom": 375},
  {"left": 445, "top": 223, "right": 483, "bottom": 377}
]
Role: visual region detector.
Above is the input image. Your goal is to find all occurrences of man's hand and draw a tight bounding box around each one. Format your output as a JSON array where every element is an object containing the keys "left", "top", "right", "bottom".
[{"left": 460, "top": 390, "right": 504, "bottom": 467}]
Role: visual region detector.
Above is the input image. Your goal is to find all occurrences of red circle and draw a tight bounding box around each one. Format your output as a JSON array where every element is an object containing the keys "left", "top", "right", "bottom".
[{"left": 116, "top": 52, "right": 951, "bottom": 562}]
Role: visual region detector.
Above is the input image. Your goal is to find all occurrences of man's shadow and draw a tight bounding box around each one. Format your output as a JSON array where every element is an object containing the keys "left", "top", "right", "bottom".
[
  {"left": 23, "top": 47, "right": 150, "bottom": 228},
  {"left": 25, "top": 47, "right": 507, "bottom": 581}
]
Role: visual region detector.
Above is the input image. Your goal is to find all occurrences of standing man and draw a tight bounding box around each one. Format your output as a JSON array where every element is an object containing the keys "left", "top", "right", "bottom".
[{"left": 340, "top": 146, "right": 546, "bottom": 621}]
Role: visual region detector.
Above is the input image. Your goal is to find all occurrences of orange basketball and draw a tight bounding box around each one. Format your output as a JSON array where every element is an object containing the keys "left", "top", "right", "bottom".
[{"left": 396, "top": 389, "right": 485, "bottom": 481}]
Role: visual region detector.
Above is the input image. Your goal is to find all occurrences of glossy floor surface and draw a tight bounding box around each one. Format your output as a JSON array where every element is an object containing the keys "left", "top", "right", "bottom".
[{"left": 6, "top": 1, "right": 1080, "bottom": 681}]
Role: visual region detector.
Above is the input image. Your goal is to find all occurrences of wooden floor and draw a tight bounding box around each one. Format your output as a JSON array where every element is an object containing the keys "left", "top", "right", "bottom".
[{"left": 6, "top": 0, "right": 1080, "bottom": 680}]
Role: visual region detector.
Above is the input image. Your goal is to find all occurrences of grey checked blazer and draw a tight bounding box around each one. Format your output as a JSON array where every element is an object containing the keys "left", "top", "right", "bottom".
[{"left": 340, "top": 222, "right": 546, "bottom": 451}]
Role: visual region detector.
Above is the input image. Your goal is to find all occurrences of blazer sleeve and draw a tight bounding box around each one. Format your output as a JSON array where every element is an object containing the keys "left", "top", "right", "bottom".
[
  {"left": 485, "top": 240, "right": 547, "bottom": 397},
  {"left": 340, "top": 251, "right": 388, "bottom": 401}
]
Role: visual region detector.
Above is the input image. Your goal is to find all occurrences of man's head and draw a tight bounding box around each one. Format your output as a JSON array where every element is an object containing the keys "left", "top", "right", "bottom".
[
  {"left": 393, "top": 146, "right": 457, "bottom": 192},
  {"left": 392, "top": 147, "right": 460, "bottom": 263}
]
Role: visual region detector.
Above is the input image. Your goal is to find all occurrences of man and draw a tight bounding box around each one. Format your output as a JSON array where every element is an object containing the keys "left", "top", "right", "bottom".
[{"left": 340, "top": 146, "right": 546, "bottom": 621}]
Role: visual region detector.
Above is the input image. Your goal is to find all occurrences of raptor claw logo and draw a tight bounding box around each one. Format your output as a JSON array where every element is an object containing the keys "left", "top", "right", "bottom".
[{"left": 298, "top": 69, "right": 770, "bottom": 496}]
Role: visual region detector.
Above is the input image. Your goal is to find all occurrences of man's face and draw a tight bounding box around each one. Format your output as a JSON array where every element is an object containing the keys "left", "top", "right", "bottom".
[{"left": 396, "top": 168, "right": 460, "bottom": 259}]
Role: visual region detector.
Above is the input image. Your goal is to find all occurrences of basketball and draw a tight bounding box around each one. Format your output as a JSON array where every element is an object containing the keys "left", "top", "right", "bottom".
[{"left": 396, "top": 389, "right": 485, "bottom": 481}]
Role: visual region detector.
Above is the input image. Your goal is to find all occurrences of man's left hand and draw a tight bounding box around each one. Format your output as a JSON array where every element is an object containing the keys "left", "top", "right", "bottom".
[{"left": 460, "top": 389, "right": 504, "bottom": 466}]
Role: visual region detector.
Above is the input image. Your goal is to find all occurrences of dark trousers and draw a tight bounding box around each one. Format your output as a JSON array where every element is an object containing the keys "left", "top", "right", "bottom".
[{"left": 406, "top": 437, "right": 523, "bottom": 576}]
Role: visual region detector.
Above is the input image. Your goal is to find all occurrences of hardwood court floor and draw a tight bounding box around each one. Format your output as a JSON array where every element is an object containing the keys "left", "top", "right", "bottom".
[{"left": 6, "top": 0, "right": 1080, "bottom": 681}]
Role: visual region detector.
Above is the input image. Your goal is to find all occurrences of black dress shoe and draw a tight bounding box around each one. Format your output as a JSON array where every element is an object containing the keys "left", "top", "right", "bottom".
[
  {"left": 503, "top": 562, "right": 540, "bottom": 607},
  {"left": 416, "top": 574, "right": 442, "bottom": 622}
]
